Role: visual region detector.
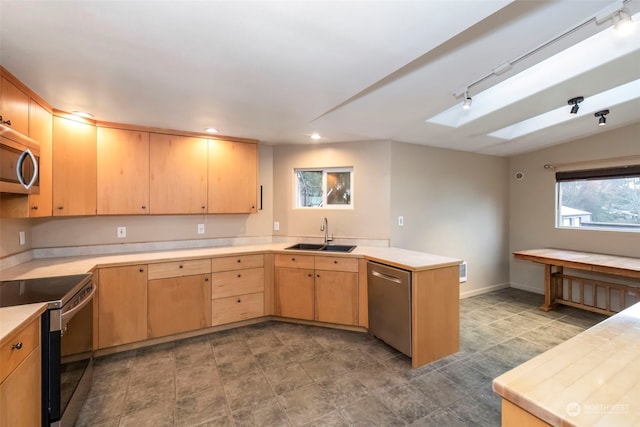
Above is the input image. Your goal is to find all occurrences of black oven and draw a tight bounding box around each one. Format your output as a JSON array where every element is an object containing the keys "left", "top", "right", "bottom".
[{"left": 0, "top": 274, "right": 94, "bottom": 426}]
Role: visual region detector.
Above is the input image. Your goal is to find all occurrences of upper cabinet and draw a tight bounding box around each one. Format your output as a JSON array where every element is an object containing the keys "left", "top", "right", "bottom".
[
  {"left": 149, "top": 133, "right": 208, "bottom": 214},
  {"left": 28, "top": 99, "right": 53, "bottom": 217},
  {"left": 97, "top": 127, "right": 149, "bottom": 215},
  {"left": 52, "top": 114, "right": 97, "bottom": 216},
  {"left": 208, "top": 140, "right": 257, "bottom": 214},
  {"left": 0, "top": 76, "right": 29, "bottom": 136}
]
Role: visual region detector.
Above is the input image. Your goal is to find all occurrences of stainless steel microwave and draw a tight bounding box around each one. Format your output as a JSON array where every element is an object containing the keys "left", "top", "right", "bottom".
[{"left": 0, "top": 126, "right": 40, "bottom": 195}]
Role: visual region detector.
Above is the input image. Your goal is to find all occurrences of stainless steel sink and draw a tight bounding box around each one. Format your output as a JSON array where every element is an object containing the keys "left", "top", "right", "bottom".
[
  {"left": 320, "top": 245, "right": 356, "bottom": 253},
  {"left": 285, "top": 243, "right": 357, "bottom": 253}
]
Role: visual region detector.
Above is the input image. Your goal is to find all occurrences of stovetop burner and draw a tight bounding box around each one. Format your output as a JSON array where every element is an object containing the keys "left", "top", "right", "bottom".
[{"left": 0, "top": 274, "right": 92, "bottom": 308}]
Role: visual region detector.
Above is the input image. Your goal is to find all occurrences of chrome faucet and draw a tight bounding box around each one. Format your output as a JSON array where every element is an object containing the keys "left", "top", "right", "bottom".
[{"left": 320, "top": 217, "right": 333, "bottom": 245}]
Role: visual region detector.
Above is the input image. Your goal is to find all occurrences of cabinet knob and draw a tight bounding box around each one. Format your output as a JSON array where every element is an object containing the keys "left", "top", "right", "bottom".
[
  {"left": 334, "top": 260, "right": 338, "bottom": 264},
  {"left": 237, "top": 274, "right": 242, "bottom": 278},
  {"left": 317, "top": 274, "right": 320, "bottom": 278},
  {"left": 308, "top": 273, "right": 312, "bottom": 277},
  {"left": 141, "top": 205, "right": 146, "bottom": 210},
  {"left": 11, "top": 342, "right": 23, "bottom": 350},
  {"left": 237, "top": 259, "right": 241, "bottom": 263},
  {"left": 2, "top": 118, "right": 11, "bottom": 126},
  {"left": 237, "top": 298, "right": 241, "bottom": 303},
  {"left": 179, "top": 265, "right": 183, "bottom": 269},
  {"left": 57, "top": 206, "right": 64, "bottom": 210},
  {"left": 201, "top": 206, "right": 206, "bottom": 210},
  {"left": 139, "top": 268, "right": 144, "bottom": 273},
  {"left": 31, "top": 205, "right": 38, "bottom": 210},
  {"left": 291, "top": 258, "right": 296, "bottom": 261},
  {"left": 205, "top": 277, "right": 209, "bottom": 282}
]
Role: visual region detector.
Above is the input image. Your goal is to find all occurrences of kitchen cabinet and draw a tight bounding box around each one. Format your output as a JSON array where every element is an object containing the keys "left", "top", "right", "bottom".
[
  {"left": 28, "top": 99, "right": 53, "bottom": 217},
  {"left": 52, "top": 114, "right": 97, "bottom": 216},
  {"left": 149, "top": 133, "right": 208, "bottom": 214},
  {"left": 0, "top": 316, "right": 41, "bottom": 427},
  {"left": 0, "top": 75, "right": 29, "bottom": 136},
  {"left": 97, "top": 265, "right": 148, "bottom": 349},
  {"left": 211, "top": 254, "right": 265, "bottom": 326},
  {"left": 97, "top": 127, "right": 150, "bottom": 215},
  {"left": 274, "top": 254, "right": 359, "bottom": 325},
  {"left": 147, "top": 259, "right": 212, "bottom": 338},
  {"left": 208, "top": 139, "right": 257, "bottom": 214},
  {"left": 315, "top": 257, "right": 359, "bottom": 325}
]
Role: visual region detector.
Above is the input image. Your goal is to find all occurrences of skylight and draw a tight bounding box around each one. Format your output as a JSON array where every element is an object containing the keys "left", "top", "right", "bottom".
[{"left": 426, "top": 11, "right": 640, "bottom": 134}]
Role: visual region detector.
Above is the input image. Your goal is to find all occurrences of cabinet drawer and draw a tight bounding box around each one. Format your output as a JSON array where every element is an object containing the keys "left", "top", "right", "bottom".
[
  {"left": 314, "top": 256, "right": 359, "bottom": 272},
  {"left": 274, "top": 254, "right": 314, "bottom": 269},
  {"left": 0, "top": 318, "right": 39, "bottom": 383},
  {"left": 212, "top": 254, "right": 264, "bottom": 272},
  {"left": 147, "top": 258, "right": 211, "bottom": 280},
  {"left": 212, "top": 267, "right": 264, "bottom": 299},
  {"left": 212, "top": 292, "right": 264, "bottom": 326}
]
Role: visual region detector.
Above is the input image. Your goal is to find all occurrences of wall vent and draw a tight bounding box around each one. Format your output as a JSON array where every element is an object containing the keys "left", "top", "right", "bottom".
[{"left": 459, "top": 261, "right": 467, "bottom": 283}]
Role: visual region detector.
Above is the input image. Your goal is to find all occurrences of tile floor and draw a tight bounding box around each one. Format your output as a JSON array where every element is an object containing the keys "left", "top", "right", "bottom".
[{"left": 76, "top": 288, "right": 607, "bottom": 426}]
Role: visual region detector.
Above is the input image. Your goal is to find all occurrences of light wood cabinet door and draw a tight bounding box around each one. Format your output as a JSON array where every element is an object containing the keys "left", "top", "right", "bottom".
[
  {"left": 149, "top": 133, "right": 208, "bottom": 214},
  {"left": 28, "top": 99, "right": 53, "bottom": 217},
  {"left": 97, "top": 127, "right": 149, "bottom": 214},
  {"left": 52, "top": 115, "right": 97, "bottom": 216},
  {"left": 97, "top": 265, "right": 148, "bottom": 349},
  {"left": 0, "top": 343, "right": 41, "bottom": 427},
  {"left": 274, "top": 267, "right": 314, "bottom": 320},
  {"left": 315, "top": 270, "right": 358, "bottom": 325},
  {"left": 0, "top": 76, "right": 29, "bottom": 135},
  {"left": 148, "top": 274, "right": 212, "bottom": 338},
  {"left": 208, "top": 140, "right": 257, "bottom": 213}
]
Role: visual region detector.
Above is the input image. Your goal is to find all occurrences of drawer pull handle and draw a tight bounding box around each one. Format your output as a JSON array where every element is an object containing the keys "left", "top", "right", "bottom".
[
  {"left": 334, "top": 260, "right": 338, "bottom": 264},
  {"left": 11, "top": 342, "right": 23, "bottom": 350},
  {"left": 57, "top": 206, "right": 64, "bottom": 210},
  {"left": 31, "top": 205, "right": 38, "bottom": 210},
  {"left": 139, "top": 268, "right": 144, "bottom": 273},
  {"left": 237, "top": 299, "right": 241, "bottom": 303},
  {"left": 205, "top": 277, "right": 209, "bottom": 282},
  {"left": 179, "top": 265, "right": 183, "bottom": 269},
  {"left": 291, "top": 258, "right": 296, "bottom": 261},
  {"left": 237, "top": 259, "right": 241, "bottom": 263},
  {"left": 237, "top": 274, "right": 242, "bottom": 278}
]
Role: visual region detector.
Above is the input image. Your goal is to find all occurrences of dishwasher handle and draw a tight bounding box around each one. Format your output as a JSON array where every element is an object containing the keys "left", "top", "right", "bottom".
[{"left": 370, "top": 269, "right": 403, "bottom": 284}]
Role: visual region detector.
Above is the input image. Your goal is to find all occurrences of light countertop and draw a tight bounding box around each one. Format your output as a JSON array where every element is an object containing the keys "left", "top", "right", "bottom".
[
  {"left": 0, "top": 243, "right": 462, "bottom": 281},
  {"left": 493, "top": 302, "right": 640, "bottom": 426},
  {"left": 0, "top": 303, "right": 46, "bottom": 345}
]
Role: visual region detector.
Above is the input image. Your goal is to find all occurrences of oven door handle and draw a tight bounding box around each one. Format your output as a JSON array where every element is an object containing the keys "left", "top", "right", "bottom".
[{"left": 62, "top": 285, "right": 95, "bottom": 327}]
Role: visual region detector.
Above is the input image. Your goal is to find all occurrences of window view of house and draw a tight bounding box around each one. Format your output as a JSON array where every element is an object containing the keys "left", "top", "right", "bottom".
[
  {"left": 557, "top": 170, "right": 640, "bottom": 231},
  {"left": 295, "top": 168, "right": 353, "bottom": 208}
]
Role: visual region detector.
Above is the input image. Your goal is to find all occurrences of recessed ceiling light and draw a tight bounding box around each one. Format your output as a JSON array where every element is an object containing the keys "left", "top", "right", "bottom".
[
  {"left": 310, "top": 133, "right": 322, "bottom": 140},
  {"left": 205, "top": 127, "right": 219, "bottom": 134},
  {"left": 71, "top": 111, "right": 94, "bottom": 118}
]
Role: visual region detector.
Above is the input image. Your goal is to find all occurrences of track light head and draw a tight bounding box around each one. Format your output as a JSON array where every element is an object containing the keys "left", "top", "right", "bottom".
[
  {"left": 568, "top": 96, "right": 584, "bottom": 114},
  {"left": 594, "top": 109, "right": 609, "bottom": 126},
  {"left": 462, "top": 91, "right": 472, "bottom": 110}
]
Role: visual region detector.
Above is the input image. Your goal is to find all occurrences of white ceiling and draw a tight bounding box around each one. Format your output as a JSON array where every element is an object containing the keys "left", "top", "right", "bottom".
[{"left": 1, "top": 0, "right": 639, "bottom": 156}]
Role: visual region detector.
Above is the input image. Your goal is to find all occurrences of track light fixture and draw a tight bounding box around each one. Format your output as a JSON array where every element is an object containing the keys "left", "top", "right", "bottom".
[
  {"left": 594, "top": 109, "right": 609, "bottom": 126},
  {"left": 568, "top": 96, "right": 584, "bottom": 114},
  {"left": 462, "top": 91, "right": 472, "bottom": 110}
]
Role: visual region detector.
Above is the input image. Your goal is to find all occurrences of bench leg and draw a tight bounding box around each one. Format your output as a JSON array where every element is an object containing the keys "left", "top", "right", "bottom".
[{"left": 540, "top": 264, "right": 556, "bottom": 312}]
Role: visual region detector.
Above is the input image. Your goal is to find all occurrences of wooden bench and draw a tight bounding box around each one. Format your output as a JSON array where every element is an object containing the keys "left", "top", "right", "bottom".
[{"left": 513, "top": 248, "right": 640, "bottom": 315}]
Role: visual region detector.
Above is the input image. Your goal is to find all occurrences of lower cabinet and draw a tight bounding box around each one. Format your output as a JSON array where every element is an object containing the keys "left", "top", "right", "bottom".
[
  {"left": 274, "top": 254, "right": 359, "bottom": 325},
  {"left": 0, "top": 317, "right": 41, "bottom": 427},
  {"left": 97, "top": 264, "right": 148, "bottom": 349},
  {"left": 147, "top": 259, "right": 212, "bottom": 338},
  {"left": 211, "top": 254, "right": 265, "bottom": 325}
]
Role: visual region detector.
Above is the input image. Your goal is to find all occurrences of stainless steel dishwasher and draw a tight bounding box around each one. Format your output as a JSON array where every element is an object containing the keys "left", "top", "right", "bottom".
[{"left": 367, "top": 261, "right": 412, "bottom": 356}]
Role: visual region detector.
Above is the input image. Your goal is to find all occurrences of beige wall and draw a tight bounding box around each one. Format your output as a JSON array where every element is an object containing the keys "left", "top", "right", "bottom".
[
  {"left": 23, "top": 145, "right": 274, "bottom": 250},
  {"left": 389, "top": 142, "right": 510, "bottom": 296},
  {"left": 0, "top": 217, "right": 32, "bottom": 257},
  {"left": 272, "top": 140, "right": 391, "bottom": 241},
  {"left": 509, "top": 123, "right": 640, "bottom": 293}
]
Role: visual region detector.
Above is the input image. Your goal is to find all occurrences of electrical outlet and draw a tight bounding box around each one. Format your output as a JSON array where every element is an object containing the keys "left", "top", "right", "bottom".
[
  {"left": 117, "top": 226, "right": 126, "bottom": 238},
  {"left": 197, "top": 224, "right": 205, "bottom": 234},
  {"left": 19, "top": 231, "right": 25, "bottom": 246},
  {"left": 274, "top": 221, "right": 280, "bottom": 231},
  {"left": 398, "top": 216, "right": 404, "bottom": 227}
]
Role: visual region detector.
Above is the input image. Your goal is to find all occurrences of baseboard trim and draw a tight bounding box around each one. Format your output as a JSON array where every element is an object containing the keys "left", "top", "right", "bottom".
[
  {"left": 509, "top": 282, "right": 544, "bottom": 295},
  {"left": 459, "top": 282, "right": 510, "bottom": 299}
]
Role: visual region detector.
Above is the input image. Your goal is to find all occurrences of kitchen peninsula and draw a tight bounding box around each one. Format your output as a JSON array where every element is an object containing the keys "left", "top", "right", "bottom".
[{"left": 0, "top": 243, "right": 462, "bottom": 369}]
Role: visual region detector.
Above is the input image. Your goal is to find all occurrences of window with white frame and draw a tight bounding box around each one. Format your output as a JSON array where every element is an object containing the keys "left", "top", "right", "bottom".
[
  {"left": 556, "top": 165, "right": 640, "bottom": 232},
  {"left": 295, "top": 167, "right": 353, "bottom": 208}
]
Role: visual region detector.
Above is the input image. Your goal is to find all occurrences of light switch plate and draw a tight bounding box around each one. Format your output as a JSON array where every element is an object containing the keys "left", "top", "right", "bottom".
[
  {"left": 117, "top": 226, "right": 126, "bottom": 238},
  {"left": 398, "top": 216, "right": 404, "bottom": 226},
  {"left": 274, "top": 221, "right": 280, "bottom": 231},
  {"left": 197, "top": 224, "right": 205, "bottom": 234},
  {"left": 19, "top": 231, "right": 25, "bottom": 246}
]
